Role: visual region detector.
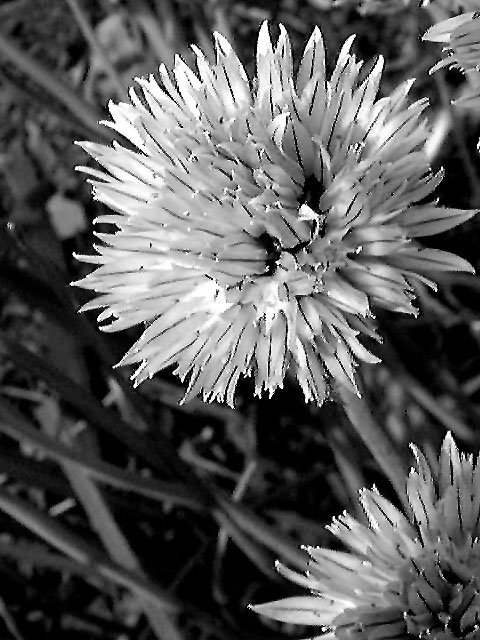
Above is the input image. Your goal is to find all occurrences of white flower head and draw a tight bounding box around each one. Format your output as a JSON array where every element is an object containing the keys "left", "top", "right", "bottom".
[
  {"left": 252, "top": 433, "right": 480, "bottom": 639},
  {"left": 75, "top": 23, "right": 475, "bottom": 406}
]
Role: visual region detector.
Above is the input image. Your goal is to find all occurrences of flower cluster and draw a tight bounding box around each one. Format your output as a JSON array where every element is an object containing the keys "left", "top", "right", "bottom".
[
  {"left": 252, "top": 433, "right": 480, "bottom": 640},
  {"left": 75, "top": 23, "right": 475, "bottom": 407}
]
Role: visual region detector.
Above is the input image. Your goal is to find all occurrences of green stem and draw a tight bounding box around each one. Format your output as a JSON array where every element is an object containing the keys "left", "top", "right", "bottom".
[{"left": 338, "top": 386, "right": 409, "bottom": 510}]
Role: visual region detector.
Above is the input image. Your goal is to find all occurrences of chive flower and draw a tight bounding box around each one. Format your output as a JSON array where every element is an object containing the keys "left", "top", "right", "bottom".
[
  {"left": 75, "top": 23, "right": 475, "bottom": 406},
  {"left": 252, "top": 433, "right": 480, "bottom": 639}
]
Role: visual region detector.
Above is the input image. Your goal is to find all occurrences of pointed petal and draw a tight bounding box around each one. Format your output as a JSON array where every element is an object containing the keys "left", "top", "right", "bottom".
[
  {"left": 250, "top": 596, "right": 337, "bottom": 626},
  {"left": 388, "top": 248, "right": 475, "bottom": 274},
  {"left": 297, "top": 26, "right": 325, "bottom": 95},
  {"left": 400, "top": 206, "right": 478, "bottom": 237}
]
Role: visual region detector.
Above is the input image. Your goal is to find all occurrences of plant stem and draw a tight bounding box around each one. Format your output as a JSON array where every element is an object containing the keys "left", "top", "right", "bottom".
[{"left": 338, "top": 386, "right": 409, "bottom": 510}]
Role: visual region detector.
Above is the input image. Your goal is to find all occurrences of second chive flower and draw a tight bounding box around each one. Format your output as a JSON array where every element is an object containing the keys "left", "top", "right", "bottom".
[
  {"left": 252, "top": 433, "right": 480, "bottom": 639},
  {"left": 75, "top": 23, "right": 475, "bottom": 406}
]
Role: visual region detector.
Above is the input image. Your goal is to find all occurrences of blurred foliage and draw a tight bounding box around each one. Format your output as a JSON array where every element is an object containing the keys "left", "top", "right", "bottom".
[{"left": 0, "top": 0, "right": 480, "bottom": 639}]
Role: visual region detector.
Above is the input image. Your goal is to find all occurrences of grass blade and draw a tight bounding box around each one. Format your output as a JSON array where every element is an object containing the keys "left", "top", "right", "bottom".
[
  {"left": 216, "top": 499, "right": 307, "bottom": 572},
  {"left": 0, "top": 487, "right": 178, "bottom": 610},
  {"left": 65, "top": 0, "right": 128, "bottom": 101},
  {"left": 63, "top": 450, "right": 183, "bottom": 640},
  {"left": 1, "top": 340, "right": 206, "bottom": 487},
  {"left": 0, "top": 32, "right": 109, "bottom": 141},
  {"left": 0, "top": 397, "right": 202, "bottom": 510}
]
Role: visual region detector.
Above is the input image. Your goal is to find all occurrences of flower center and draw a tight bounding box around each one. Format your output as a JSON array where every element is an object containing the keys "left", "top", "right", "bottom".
[
  {"left": 256, "top": 173, "right": 327, "bottom": 278},
  {"left": 300, "top": 173, "right": 325, "bottom": 213}
]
